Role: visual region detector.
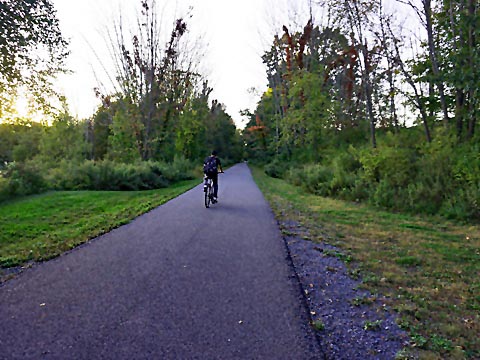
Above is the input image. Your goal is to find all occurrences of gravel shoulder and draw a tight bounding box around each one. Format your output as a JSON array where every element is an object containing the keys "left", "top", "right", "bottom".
[{"left": 279, "top": 219, "right": 410, "bottom": 359}]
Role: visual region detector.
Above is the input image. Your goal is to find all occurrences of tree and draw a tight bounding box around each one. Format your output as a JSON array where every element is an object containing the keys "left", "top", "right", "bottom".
[
  {"left": 375, "top": 4, "right": 400, "bottom": 131},
  {"left": 396, "top": 0, "right": 449, "bottom": 127},
  {"left": 282, "top": 70, "right": 335, "bottom": 161},
  {"left": 0, "top": 119, "right": 43, "bottom": 165},
  {"left": 38, "top": 112, "right": 90, "bottom": 164},
  {"left": 107, "top": 102, "right": 142, "bottom": 163},
  {"left": 343, "top": 0, "right": 379, "bottom": 148},
  {"left": 106, "top": 0, "right": 194, "bottom": 161},
  {"left": 436, "top": 0, "right": 479, "bottom": 139},
  {"left": 91, "top": 106, "right": 113, "bottom": 161},
  {"left": 175, "top": 81, "right": 211, "bottom": 160},
  {"left": 0, "top": 0, "right": 69, "bottom": 117},
  {"left": 205, "top": 100, "right": 242, "bottom": 161}
]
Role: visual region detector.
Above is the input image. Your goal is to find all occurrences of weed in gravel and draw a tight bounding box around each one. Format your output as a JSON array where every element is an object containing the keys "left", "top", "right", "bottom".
[
  {"left": 322, "top": 249, "right": 353, "bottom": 263},
  {"left": 394, "top": 348, "right": 416, "bottom": 360},
  {"left": 349, "top": 267, "right": 362, "bottom": 280},
  {"left": 351, "top": 295, "right": 377, "bottom": 307},
  {"left": 364, "top": 320, "right": 383, "bottom": 331},
  {"left": 312, "top": 319, "right": 325, "bottom": 331}
]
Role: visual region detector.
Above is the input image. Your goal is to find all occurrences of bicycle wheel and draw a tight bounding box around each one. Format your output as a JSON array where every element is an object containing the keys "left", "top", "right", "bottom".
[
  {"left": 204, "top": 183, "right": 211, "bottom": 208},
  {"left": 209, "top": 184, "right": 215, "bottom": 204}
]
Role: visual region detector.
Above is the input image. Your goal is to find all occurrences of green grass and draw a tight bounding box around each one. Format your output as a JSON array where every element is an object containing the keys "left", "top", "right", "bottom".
[
  {"left": 0, "top": 179, "right": 199, "bottom": 268},
  {"left": 251, "top": 166, "right": 480, "bottom": 359}
]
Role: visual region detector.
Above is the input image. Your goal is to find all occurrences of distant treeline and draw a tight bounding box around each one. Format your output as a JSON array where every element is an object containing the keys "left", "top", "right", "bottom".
[
  {"left": 0, "top": 1, "right": 243, "bottom": 201},
  {"left": 244, "top": 1, "right": 479, "bottom": 221},
  {"left": 0, "top": 93, "right": 243, "bottom": 200}
]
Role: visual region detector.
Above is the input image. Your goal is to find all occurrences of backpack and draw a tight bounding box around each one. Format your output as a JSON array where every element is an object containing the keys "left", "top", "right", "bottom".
[{"left": 203, "top": 156, "right": 217, "bottom": 175}]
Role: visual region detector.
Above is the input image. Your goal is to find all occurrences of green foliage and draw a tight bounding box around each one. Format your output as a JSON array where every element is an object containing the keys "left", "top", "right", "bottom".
[
  {"left": 0, "top": 119, "right": 43, "bottom": 164},
  {"left": 107, "top": 103, "right": 142, "bottom": 163},
  {"left": 0, "top": 156, "right": 196, "bottom": 199},
  {"left": 279, "top": 70, "right": 335, "bottom": 161},
  {"left": 91, "top": 107, "right": 112, "bottom": 160},
  {"left": 0, "top": 0, "right": 69, "bottom": 117},
  {"left": 1, "top": 161, "right": 46, "bottom": 196},
  {"left": 291, "top": 164, "right": 333, "bottom": 196},
  {"left": 249, "top": 4, "right": 480, "bottom": 223},
  {"left": 441, "top": 142, "right": 480, "bottom": 219},
  {"left": 262, "top": 129, "right": 480, "bottom": 221},
  {"left": 264, "top": 158, "right": 289, "bottom": 178},
  {"left": 175, "top": 98, "right": 207, "bottom": 160},
  {"left": 38, "top": 112, "right": 90, "bottom": 164},
  {"left": 312, "top": 319, "right": 325, "bottom": 331},
  {"left": 363, "top": 320, "right": 383, "bottom": 331},
  {"left": 44, "top": 159, "right": 194, "bottom": 191},
  {"left": 0, "top": 96, "right": 240, "bottom": 202},
  {"left": 356, "top": 145, "right": 417, "bottom": 189},
  {"left": 329, "top": 150, "right": 361, "bottom": 198}
]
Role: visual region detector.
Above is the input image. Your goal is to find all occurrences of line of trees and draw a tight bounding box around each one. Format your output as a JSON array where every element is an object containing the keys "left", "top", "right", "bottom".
[
  {"left": 0, "top": 0, "right": 243, "bottom": 199},
  {"left": 245, "top": 0, "right": 479, "bottom": 222}
]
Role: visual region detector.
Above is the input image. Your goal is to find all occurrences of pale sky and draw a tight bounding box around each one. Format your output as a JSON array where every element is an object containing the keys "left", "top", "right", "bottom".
[{"left": 51, "top": 0, "right": 314, "bottom": 128}]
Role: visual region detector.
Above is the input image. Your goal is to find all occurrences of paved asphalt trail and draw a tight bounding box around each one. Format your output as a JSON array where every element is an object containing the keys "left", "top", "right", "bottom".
[{"left": 0, "top": 163, "right": 323, "bottom": 359}]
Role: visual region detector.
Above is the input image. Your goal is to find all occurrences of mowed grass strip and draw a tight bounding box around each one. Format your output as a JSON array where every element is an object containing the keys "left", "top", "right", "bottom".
[
  {"left": 0, "top": 179, "right": 199, "bottom": 268},
  {"left": 251, "top": 167, "right": 480, "bottom": 359}
]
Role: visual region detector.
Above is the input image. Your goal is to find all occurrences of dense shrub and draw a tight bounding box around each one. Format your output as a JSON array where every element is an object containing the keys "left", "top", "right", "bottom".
[
  {"left": 355, "top": 146, "right": 417, "bottom": 189},
  {"left": 329, "top": 151, "right": 361, "bottom": 198},
  {"left": 264, "top": 158, "right": 290, "bottom": 178},
  {"left": 46, "top": 159, "right": 195, "bottom": 191},
  {"left": 440, "top": 143, "right": 480, "bottom": 220},
  {"left": 2, "top": 161, "right": 46, "bottom": 196},
  {"left": 372, "top": 179, "right": 402, "bottom": 209},
  {"left": 263, "top": 133, "right": 480, "bottom": 222},
  {"left": 293, "top": 164, "right": 334, "bottom": 196},
  {"left": 0, "top": 176, "right": 9, "bottom": 201},
  {"left": 0, "top": 158, "right": 196, "bottom": 200}
]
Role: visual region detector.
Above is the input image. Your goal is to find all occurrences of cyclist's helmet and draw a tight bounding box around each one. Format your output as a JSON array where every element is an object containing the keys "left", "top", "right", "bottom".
[{"left": 211, "top": 150, "right": 218, "bottom": 156}]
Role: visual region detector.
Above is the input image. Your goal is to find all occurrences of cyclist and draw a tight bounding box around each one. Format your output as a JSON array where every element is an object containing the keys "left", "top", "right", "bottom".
[{"left": 203, "top": 150, "right": 224, "bottom": 202}]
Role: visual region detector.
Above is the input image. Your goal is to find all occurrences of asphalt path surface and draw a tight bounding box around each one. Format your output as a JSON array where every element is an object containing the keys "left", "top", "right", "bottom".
[{"left": 0, "top": 163, "right": 323, "bottom": 359}]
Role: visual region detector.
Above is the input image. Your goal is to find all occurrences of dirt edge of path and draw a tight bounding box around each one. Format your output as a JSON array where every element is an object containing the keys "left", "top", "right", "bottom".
[{"left": 278, "top": 218, "right": 411, "bottom": 360}]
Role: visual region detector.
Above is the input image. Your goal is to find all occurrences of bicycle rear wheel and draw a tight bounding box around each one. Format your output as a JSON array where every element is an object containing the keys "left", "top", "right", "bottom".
[{"left": 204, "top": 184, "right": 211, "bottom": 208}]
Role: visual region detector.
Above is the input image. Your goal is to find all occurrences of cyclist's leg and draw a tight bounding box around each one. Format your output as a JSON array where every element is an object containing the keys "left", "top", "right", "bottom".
[
  {"left": 203, "top": 174, "right": 208, "bottom": 191},
  {"left": 212, "top": 173, "right": 218, "bottom": 198}
]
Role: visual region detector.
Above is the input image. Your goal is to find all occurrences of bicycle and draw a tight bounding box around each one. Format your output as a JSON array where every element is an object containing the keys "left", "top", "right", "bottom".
[
  {"left": 203, "top": 176, "right": 215, "bottom": 208},
  {"left": 203, "top": 172, "right": 223, "bottom": 208}
]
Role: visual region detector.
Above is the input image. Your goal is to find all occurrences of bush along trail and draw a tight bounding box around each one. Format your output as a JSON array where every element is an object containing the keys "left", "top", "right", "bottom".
[{"left": 251, "top": 166, "right": 480, "bottom": 359}]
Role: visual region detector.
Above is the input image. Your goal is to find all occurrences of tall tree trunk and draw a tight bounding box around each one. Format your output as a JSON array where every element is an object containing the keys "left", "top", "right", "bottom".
[
  {"left": 455, "top": 89, "right": 465, "bottom": 138},
  {"left": 424, "top": 0, "right": 449, "bottom": 126},
  {"left": 378, "top": 6, "right": 399, "bottom": 132},
  {"left": 467, "top": 95, "right": 476, "bottom": 138},
  {"left": 448, "top": 0, "right": 466, "bottom": 139},
  {"left": 467, "top": 0, "right": 477, "bottom": 139},
  {"left": 428, "top": 82, "right": 435, "bottom": 119},
  {"left": 389, "top": 71, "right": 399, "bottom": 132},
  {"left": 363, "top": 50, "right": 377, "bottom": 148},
  {"left": 389, "top": 22, "right": 431, "bottom": 142},
  {"left": 350, "top": 0, "right": 376, "bottom": 148}
]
